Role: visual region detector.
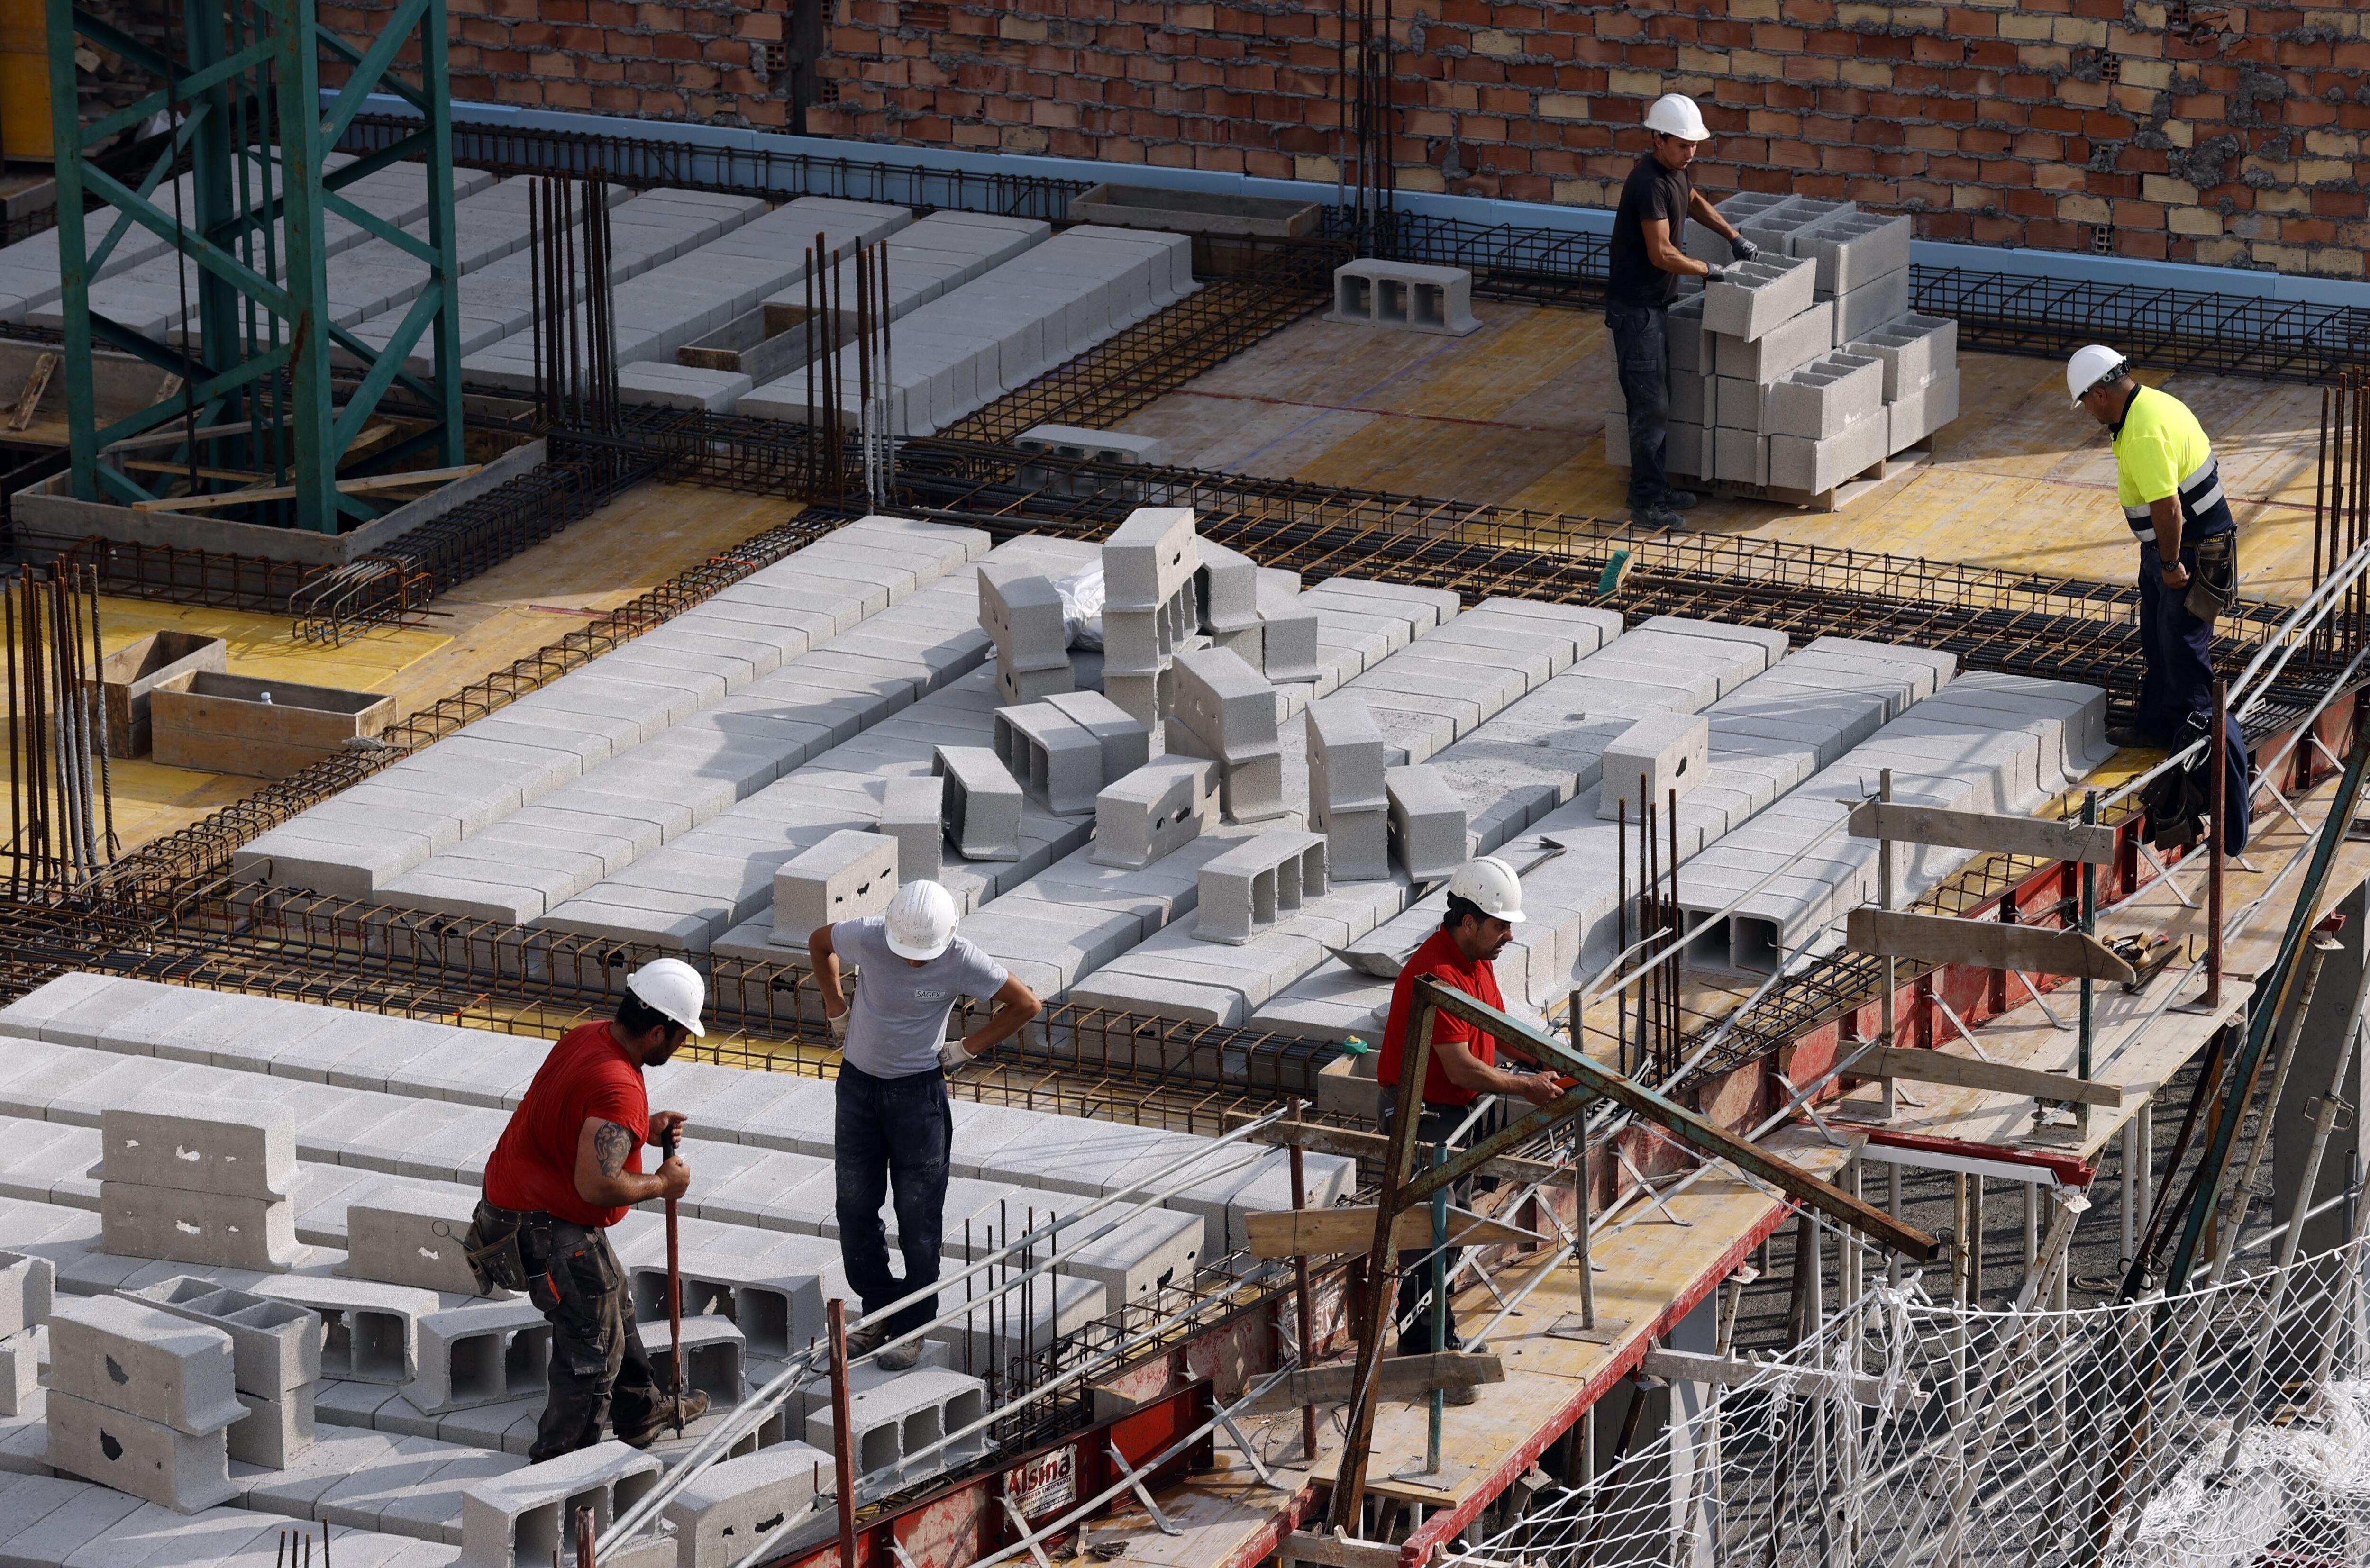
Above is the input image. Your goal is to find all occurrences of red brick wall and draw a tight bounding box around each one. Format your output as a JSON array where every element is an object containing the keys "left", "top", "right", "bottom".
[{"left": 329, "top": 1, "right": 2370, "bottom": 278}]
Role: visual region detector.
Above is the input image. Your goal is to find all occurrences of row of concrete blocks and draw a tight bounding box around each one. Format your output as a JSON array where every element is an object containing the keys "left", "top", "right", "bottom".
[
  {"left": 0, "top": 1471, "right": 474, "bottom": 1568},
  {"left": 1684, "top": 192, "right": 1911, "bottom": 300}
]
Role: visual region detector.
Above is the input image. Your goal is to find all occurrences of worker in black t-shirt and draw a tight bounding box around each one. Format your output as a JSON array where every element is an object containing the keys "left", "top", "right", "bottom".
[{"left": 1607, "top": 93, "right": 1752, "bottom": 528}]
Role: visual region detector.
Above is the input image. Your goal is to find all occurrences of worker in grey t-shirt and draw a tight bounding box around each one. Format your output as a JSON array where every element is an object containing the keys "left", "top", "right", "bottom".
[{"left": 810, "top": 879, "right": 1041, "bottom": 1368}]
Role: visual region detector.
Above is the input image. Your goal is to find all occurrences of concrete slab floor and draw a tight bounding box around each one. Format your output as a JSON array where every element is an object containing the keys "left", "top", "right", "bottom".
[{"left": 1112, "top": 300, "right": 2325, "bottom": 607}]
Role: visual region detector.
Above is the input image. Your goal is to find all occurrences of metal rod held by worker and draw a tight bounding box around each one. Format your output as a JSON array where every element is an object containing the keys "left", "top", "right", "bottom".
[
  {"left": 660, "top": 1124, "right": 683, "bottom": 1435},
  {"left": 828, "top": 1299, "right": 859, "bottom": 1563},
  {"left": 2081, "top": 789, "right": 2097, "bottom": 1085},
  {"left": 2207, "top": 680, "right": 2226, "bottom": 1008},
  {"left": 1286, "top": 1098, "right": 1320, "bottom": 1467}
]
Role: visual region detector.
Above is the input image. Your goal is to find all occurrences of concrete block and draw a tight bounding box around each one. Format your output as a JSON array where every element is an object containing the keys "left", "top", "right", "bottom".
[
  {"left": 100, "top": 1182, "right": 297, "bottom": 1271},
  {"left": 1764, "top": 352, "right": 1885, "bottom": 441},
  {"left": 1015, "top": 421, "right": 1165, "bottom": 472},
  {"left": 1830, "top": 268, "right": 1910, "bottom": 347},
  {"left": 1699, "top": 255, "right": 1815, "bottom": 341},
  {"left": 1685, "top": 191, "right": 1801, "bottom": 263},
  {"left": 1307, "top": 696, "right": 1389, "bottom": 813},
  {"left": 1045, "top": 689, "right": 1150, "bottom": 781},
  {"left": 626, "top": 1251, "right": 824, "bottom": 1356},
  {"left": 662, "top": 1441, "right": 831, "bottom": 1568},
  {"left": 772, "top": 829, "right": 900, "bottom": 940},
  {"left": 1329, "top": 259, "right": 1481, "bottom": 336},
  {"left": 1102, "top": 506, "right": 1199, "bottom": 611},
  {"left": 1168, "top": 645, "right": 1277, "bottom": 762},
  {"left": 0, "top": 1331, "right": 34, "bottom": 1417},
  {"left": 1713, "top": 376, "right": 1762, "bottom": 432},
  {"left": 636, "top": 1315, "right": 744, "bottom": 1406},
  {"left": 1196, "top": 539, "right": 1260, "bottom": 634},
  {"left": 47, "top": 1387, "right": 235, "bottom": 1514},
  {"left": 1789, "top": 210, "right": 1910, "bottom": 297},
  {"left": 1318, "top": 804, "right": 1389, "bottom": 882},
  {"left": 1386, "top": 765, "right": 1468, "bottom": 881},
  {"left": 876, "top": 776, "right": 946, "bottom": 884},
  {"left": 1597, "top": 712, "right": 1711, "bottom": 819},
  {"left": 1667, "top": 421, "right": 1704, "bottom": 479},
  {"left": 49, "top": 1295, "right": 243, "bottom": 1435},
  {"left": 228, "top": 1384, "right": 315, "bottom": 1468},
  {"left": 933, "top": 746, "right": 1024, "bottom": 862},
  {"left": 410, "top": 1299, "right": 552, "bottom": 1414},
  {"left": 976, "top": 566, "right": 1068, "bottom": 678},
  {"left": 0, "top": 1249, "right": 53, "bottom": 1341},
  {"left": 1668, "top": 368, "right": 1711, "bottom": 427},
  {"left": 1843, "top": 312, "right": 1957, "bottom": 400},
  {"left": 1888, "top": 365, "right": 1960, "bottom": 451},
  {"left": 1255, "top": 579, "right": 1320, "bottom": 684},
  {"left": 1712, "top": 299, "right": 1835, "bottom": 383},
  {"left": 1713, "top": 427, "right": 1768, "bottom": 488},
  {"left": 256, "top": 1277, "right": 435, "bottom": 1385},
  {"left": 346, "top": 1184, "right": 510, "bottom": 1299},
  {"left": 992, "top": 704, "right": 1105, "bottom": 816},
  {"left": 98, "top": 1095, "right": 297, "bottom": 1199},
  {"left": 1218, "top": 750, "right": 1289, "bottom": 824},
  {"left": 1195, "top": 830, "right": 1328, "bottom": 943},
  {"left": 803, "top": 1366, "right": 990, "bottom": 1486},
  {"left": 1770, "top": 410, "right": 1891, "bottom": 494},
  {"left": 460, "top": 1441, "right": 664, "bottom": 1568},
  {"left": 1093, "top": 758, "right": 1219, "bottom": 870},
  {"left": 1666, "top": 294, "right": 1706, "bottom": 373},
  {"left": 126, "top": 1276, "right": 320, "bottom": 1394}
]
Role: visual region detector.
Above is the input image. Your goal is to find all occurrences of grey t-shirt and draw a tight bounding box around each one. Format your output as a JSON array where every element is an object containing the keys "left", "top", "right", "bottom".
[{"left": 832, "top": 915, "right": 1011, "bottom": 1079}]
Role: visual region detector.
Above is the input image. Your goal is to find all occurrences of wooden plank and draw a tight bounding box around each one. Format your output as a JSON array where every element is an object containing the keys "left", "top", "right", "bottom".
[
  {"left": 1845, "top": 908, "right": 2137, "bottom": 984},
  {"left": 9, "top": 351, "right": 55, "bottom": 431},
  {"left": 1247, "top": 1353, "right": 1504, "bottom": 1415},
  {"left": 1848, "top": 798, "right": 2119, "bottom": 863},
  {"left": 1245, "top": 1205, "right": 1537, "bottom": 1260},
  {"left": 1222, "top": 1112, "right": 1563, "bottom": 1187},
  {"left": 1641, "top": 1348, "right": 1916, "bottom": 1411},
  {"left": 1282, "top": 1531, "right": 1400, "bottom": 1568},
  {"left": 1857, "top": 1044, "right": 2124, "bottom": 1108},
  {"left": 130, "top": 463, "right": 482, "bottom": 512}
]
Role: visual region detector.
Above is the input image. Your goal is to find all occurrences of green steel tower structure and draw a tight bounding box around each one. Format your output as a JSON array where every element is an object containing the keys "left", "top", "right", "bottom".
[{"left": 44, "top": 0, "right": 463, "bottom": 534}]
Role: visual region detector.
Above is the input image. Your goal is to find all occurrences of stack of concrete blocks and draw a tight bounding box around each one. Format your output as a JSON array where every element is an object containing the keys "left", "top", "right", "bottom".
[
  {"left": 1850, "top": 313, "right": 1960, "bottom": 456},
  {"left": 1596, "top": 712, "right": 1712, "bottom": 820},
  {"left": 661, "top": 1442, "right": 835, "bottom": 1568},
  {"left": 461, "top": 1441, "right": 663, "bottom": 1568},
  {"left": 635, "top": 1316, "right": 745, "bottom": 1407},
  {"left": 1197, "top": 540, "right": 1265, "bottom": 669},
  {"left": 876, "top": 775, "right": 948, "bottom": 884},
  {"left": 1092, "top": 757, "right": 1221, "bottom": 870},
  {"left": 0, "top": 1251, "right": 51, "bottom": 1418},
  {"left": 1166, "top": 646, "right": 1289, "bottom": 824},
  {"left": 1254, "top": 570, "right": 1322, "bottom": 684},
  {"left": 130, "top": 1277, "right": 321, "bottom": 1468},
  {"left": 1385, "top": 765, "right": 1470, "bottom": 881},
  {"left": 346, "top": 1183, "right": 511, "bottom": 1299},
  {"left": 1195, "top": 831, "right": 1329, "bottom": 943},
  {"left": 1306, "top": 697, "right": 1391, "bottom": 881},
  {"left": 1698, "top": 255, "right": 1829, "bottom": 489},
  {"left": 934, "top": 746, "right": 1025, "bottom": 861},
  {"left": 804, "top": 1366, "right": 990, "bottom": 1492},
  {"left": 1764, "top": 349, "right": 1890, "bottom": 496},
  {"left": 1101, "top": 507, "right": 1202, "bottom": 727},
  {"left": 47, "top": 1295, "right": 245, "bottom": 1512},
  {"left": 771, "top": 830, "right": 900, "bottom": 946},
  {"left": 979, "top": 565, "right": 1073, "bottom": 706},
  {"left": 98, "top": 1095, "right": 298, "bottom": 1271}
]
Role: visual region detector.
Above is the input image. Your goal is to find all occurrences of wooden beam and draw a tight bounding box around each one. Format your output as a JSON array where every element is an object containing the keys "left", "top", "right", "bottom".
[
  {"left": 1247, "top": 1352, "right": 1504, "bottom": 1414},
  {"left": 129, "top": 463, "right": 482, "bottom": 512},
  {"left": 1246, "top": 1205, "right": 1538, "bottom": 1260},
  {"left": 1641, "top": 1348, "right": 1918, "bottom": 1412},
  {"left": 1222, "top": 1112, "right": 1564, "bottom": 1187},
  {"left": 1856, "top": 1044, "right": 2123, "bottom": 1107},
  {"left": 102, "top": 420, "right": 262, "bottom": 450},
  {"left": 1848, "top": 799, "right": 2119, "bottom": 864},
  {"left": 1283, "top": 1531, "right": 1403, "bottom": 1568},
  {"left": 1845, "top": 908, "right": 2137, "bottom": 984}
]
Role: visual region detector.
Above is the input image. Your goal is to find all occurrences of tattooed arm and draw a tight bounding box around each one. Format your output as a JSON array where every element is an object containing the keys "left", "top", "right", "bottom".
[{"left": 573, "top": 1117, "right": 691, "bottom": 1207}]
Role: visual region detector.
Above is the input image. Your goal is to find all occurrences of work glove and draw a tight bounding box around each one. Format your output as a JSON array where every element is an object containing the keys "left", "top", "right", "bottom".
[
  {"left": 825, "top": 1006, "right": 847, "bottom": 1044},
  {"left": 1702, "top": 265, "right": 1729, "bottom": 285},
  {"left": 1730, "top": 236, "right": 1759, "bottom": 263},
  {"left": 939, "top": 1039, "right": 976, "bottom": 1072}
]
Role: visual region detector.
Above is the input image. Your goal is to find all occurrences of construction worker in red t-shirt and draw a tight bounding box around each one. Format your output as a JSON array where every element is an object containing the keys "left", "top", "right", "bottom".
[
  {"left": 1376, "top": 857, "right": 1560, "bottom": 1381},
  {"left": 469, "top": 958, "right": 709, "bottom": 1460}
]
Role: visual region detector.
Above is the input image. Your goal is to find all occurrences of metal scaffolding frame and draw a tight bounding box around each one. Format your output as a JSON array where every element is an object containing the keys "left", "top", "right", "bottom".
[{"left": 44, "top": 0, "right": 465, "bottom": 532}]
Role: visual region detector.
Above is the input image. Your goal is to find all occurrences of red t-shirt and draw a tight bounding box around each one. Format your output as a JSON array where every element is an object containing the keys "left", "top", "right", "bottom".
[
  {"left": 1376, "top": 926, "right": 1504, "bottom": 1108},
  {"left": 483, "top": 1022, "right": 648, "bottom": 1228}
]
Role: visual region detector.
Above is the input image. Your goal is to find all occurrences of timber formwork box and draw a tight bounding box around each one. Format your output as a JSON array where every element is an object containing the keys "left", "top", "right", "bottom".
[
  {"left": 148, "top": 672, "right": 395, "bottom": 780},
  {"left": 89, "top": 632, "right": 227, "bottom": 756}
]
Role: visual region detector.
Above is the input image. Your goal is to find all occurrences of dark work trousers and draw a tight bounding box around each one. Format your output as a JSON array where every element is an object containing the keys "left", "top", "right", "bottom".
[
  {"left": 1606, "top": 301, "right": 1671, "bottom": 510},
  {"left": 491, "top": 1204, "right": 664, "bottom": 1463},
  {"left": 2135, "top": 536, "right": 2226, "bottom": 743},
  {"left": 1378, "top": 1099, "right": 1501, "bottom": 1360},
  {"left": 835, "top": 1061, "right": 955, "bottom": 1340}
]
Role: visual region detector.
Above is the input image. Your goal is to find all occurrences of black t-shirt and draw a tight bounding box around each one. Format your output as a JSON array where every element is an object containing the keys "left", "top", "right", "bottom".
[{"left": 1608, "top": 154, "right": 1692, "bottom": 308}]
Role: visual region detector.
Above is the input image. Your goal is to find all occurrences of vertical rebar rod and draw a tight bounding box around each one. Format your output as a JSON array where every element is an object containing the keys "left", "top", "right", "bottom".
[
  {"left": 2206, "top": 687, "right": 2225, "bottom": 1007},
  {"left": 1615, "top": 796, "right": 1627, "bottom": 1075},
  {"left": 1667, "top": 785, "right": 1681, "bottom": 1079}
]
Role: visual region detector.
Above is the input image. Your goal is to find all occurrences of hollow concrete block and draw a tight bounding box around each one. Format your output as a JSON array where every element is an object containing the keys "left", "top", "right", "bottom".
[
  {"left": 627, "top": 1251, "right": 824, "bottom": 1357},
  {"left": 1167, "top": 645, "right": 1278, "bottom": 763},
  {"left": 410, "top": 1298, "right": 552, "bottom": 1414},
  {"left": 975, "top": 565, "right": 1068, "bottom": 678},
  {"left": 1386, "top": 765, "right": 1468, "bottom": 882},
  {"left": 933, "top": 746, "right": 1024, "bottom": 862},
  {"left": 1254, "top": 579, "right": 1319, "bottom": 684},
  {"left": 661, "top": 1441, "right": 831, "bottom": 1568},
  {"left": 98, "top": 1094, "right": 297, "bottom": 1200},
  {"left": 1195, "top": 539, "right": 1260, "bottom": 634},
  {"left": 100, "top": 1181, "right": 297, "bottom": 1271},
  {"left": 1306, "top": 696, "right": 1388, "bottom": 813},
  {"left": 461, "top": 1441, "right": 665, "bottom": 1568},
  {"left": 1699, "top": 254, "right": 1815, "bottom": 341},
  {"left": 1789, "top": 210, "right": 1910, "bottom": 298},
  {"left": 995, "top": 653, "right": 1074, "bottom": 706},
  {"left": 1770, "top": 410, "right": 1892, "bottom": 495},
  {"left": 345, "top": 1183, "right": 510, "bottom": 1299},
  {"left": 1765, "top": 352, "right": 1884, "bottom": 441},
  {"left": 1597, "top": 712, "right": 1712, "bottom": 820},
  {"left": 0, "top": 1249, "right": 54, "bottom": 1341},
  {"left": 802, "top": 1366, "right": 990, "bottom": 1487},
  {"left": 228, "top": 1384, "right": 315, "bottom": 1468},
  {"left": 0, "top": 1331, "right": 34, "bottom": 1417},
  {"left": 876, "top": 775, "right": 946, "bottom": 884},
  {"left": 1887, "top": 365, "right": 1960, "bottom": 451},
  {"left": 48, "top": 1294, "right": 242, "bottom": 1438},
  {"left": 1045, "top": 689, "right": 1150, "bottom": 781},
  {"left": 1843, "top": 312, "right": 1957, "bottom": 400},
  {"left": 127, "top": 1275, "right": 321, "bottom": 1395},
  {"left": 773, "top": 829, "right": 900, "bottom": 938},
  {"left": 1711, "top": 299, "right": 1835, "bottom": 384},
  {"left": 1092, "top": 757, "right": 1219, "bottom": 870},
  {"left": 992, "top": 704, "right": 1105, "bottom": 816},
  {"left": 636, "top": 1315, "right": 745, "bottom": 1407},
  {"left": 1102, "top": 506, "right": 1199, "bottom": 611},
  {"left": 1195, "top": 830, "right": 1328, "bottom": 944},
  {"left": 47, "top": 1387, "right": 236, "bottom": 1514},
  {"left": 1329, "top": 259, "right": 1481, "bottom": 336},
  {"left": 1830, "top": 268, "right": 1910, "bottom": 348},
  {"left": 256, "top": 1276, "right": 436, "bottom": 1385}
]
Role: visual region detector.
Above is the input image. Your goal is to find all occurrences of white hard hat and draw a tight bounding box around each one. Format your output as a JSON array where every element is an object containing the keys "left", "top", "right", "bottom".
[
  {"left": 627, "top": 957, "right": 706, "bottom": 1037},
  {"left": 1644, "top": 93, "right": 1712, "bottom": 143},
  {"left": 1446, "top": 856, "right": 1525, "bottom": 923},
  {"left": 884, "top": 879, "right": 960, "bottom": 961},
  {"left": 2067, "top": 344, "right": 2127, "bottom": 404}
]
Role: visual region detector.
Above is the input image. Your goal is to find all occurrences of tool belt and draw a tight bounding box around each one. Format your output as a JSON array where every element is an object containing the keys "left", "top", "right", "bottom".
[
  {"left": 464, "top": 1198, "right": 543, "bottom": 1295},
  {"left": 2185, "top": 531, "right": 2238, "bottom": 622}
]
